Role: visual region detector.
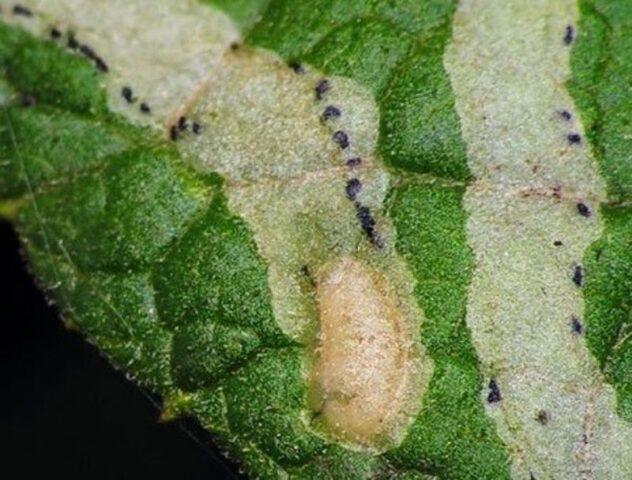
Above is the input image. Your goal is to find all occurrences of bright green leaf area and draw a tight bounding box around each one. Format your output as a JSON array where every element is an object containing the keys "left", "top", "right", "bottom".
[
  {"left": 0, "top": 21, "right": 339, "bottom": 479},
  {"left": 0, "top": 108, "right": 129, "bottom": 197},
  {"left": 570, "top": 0, "right": 632, "bottom": 421},
  {"left": 17, "top": 147, "right": 210, "bottom": 270},
  {"left": 155, "top": 196, "right": 291, "bottom": 390},
  {"left": 583, "top": 206, "right": 632, "bottom": 421}
]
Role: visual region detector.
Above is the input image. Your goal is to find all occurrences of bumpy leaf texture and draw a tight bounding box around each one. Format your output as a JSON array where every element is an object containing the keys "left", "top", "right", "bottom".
[{"left": 0, "top": 1, "right": 630, "bottom": 479}]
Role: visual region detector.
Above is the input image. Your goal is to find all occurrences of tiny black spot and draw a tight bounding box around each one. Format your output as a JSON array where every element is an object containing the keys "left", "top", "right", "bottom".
[
  {"left": 192, "top": 122, "right": 202, "bottom": 134},
  {"left": 346, "top": 157, "right": 362, "bottom": 167},
  {"left": 77, "top": 44, "right": 108, "bottom": 72},
  {"left": 333, "top": 130, "right": 349, "bottom": 149},
  {"left": 572, "top": 265, "right": 585, "bottom": 287},
  {"left": 67, "top": 33, "right": 79, "bottom": 50},
  {"left": 576, "top": 202, "right": 591, "bottom": 217},
  {"left": 300, "top": 264, "right": 317, "bottom": 287},
  {"left": 178, "top": 116, "right": 188, "bottom": 131},
  {"left": 595, "top": 248, "right": 603, "bottom": 261},
  {"left": 345, "top": 178, "right": 362, "bottom": 200},
  {"left": 229, "top": 42, "right": 240, "bottom": 50},
  {"left": 288, "top": 61, "right": 305, "bottom": 74},
  {"left": 20, "top": 94, "right": 36, "bottom": 107},
  {"left": 558, "top": 110, "right": 572, "bottom": 121},
  {"left": 564, "top": 25, "right": 574, "bottom": 45},
  {"left": 571, "top": 315, "right": 583, "bottom": 334},
  {"left": 315, "top": 79, "right": 330, "bottom": 100},
  {"left": 140, "top": 102, "right": 151, "bottom": 114},
  {"left": 567, "top": 133, "right": 581, "bottom": 145},
  {"left": 79, "top": 44, "right": 97, "bottom": 60},
  {"left": 530, "top": 473, "right": 537, "bottom": 480},
  {"left": 355, "top": 202, "right": 379, "bottom": 246},
  {"left": 94, "top": 56, "right": 108, "bottom": 73},
  {"left": 321, "top": 105, "right": 341, "bottom": 122},
  {"left": 487, "top": 379, "right": 502, "bottom": 403},
  {"left": 170, "top": 125, "right": 179, "bottom": 141},
  {"left": 121, "top": 86, "right": 135, "bottom": 104},
  {"left": 553, "top": 240, "right": 563, "bottom": 246},
  {"left": 12, "top": 4, "right": 32, "bottom": 16},
  {"left": 536, "top": 410, "right": 549, "bottom": 425},
  {"left": 50, "top": 27, "right": 62, "bottom": 39}
]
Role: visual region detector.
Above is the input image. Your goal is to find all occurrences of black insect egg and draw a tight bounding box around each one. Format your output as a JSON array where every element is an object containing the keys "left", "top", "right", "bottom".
[
  {"left": 315, "top": 79, "right": 330, "bottom": 100},
  {"left": 288, "top": 61, "right": 305, "bottom": 74},
  {"left": 576, "top": 202, "right": 591, "bottom": 217},
  {"left": 558, "top": 110, "right": 572, "bottom": 121},
  {"left": 572, "top": 265, "right": 585, "bottom": 287},
  {"left": 170, "top": 125, "right": 179, "bottom": 141},
  {"left": 67, "top": 33, "right": 79, "bottom": 49},
  {"left": 121, "top": 86, "right": 135, "bottom": 103},
  {"left": 563, "top": 25, "right": 574, "bottom": 45},
  {"left": 333, "top": 130, "right": 349, "bottom": 149},
  {"left": 94, "top": 57, "right": 109, "bottom": 73},
  {"left": 345, "top": 178, "right": 362, "bottom": 200},
  {"left": 487, "top": 379, "right": 502, "bottom": 403},
  {"left": 13, "top": 4, "right": 32, "bottom": 16},
  {"left": 567, "top": 133, "right": 581, "bottom": 145},
  {"left": 321, "top": 105, "right": 341, "bottom": 122}
]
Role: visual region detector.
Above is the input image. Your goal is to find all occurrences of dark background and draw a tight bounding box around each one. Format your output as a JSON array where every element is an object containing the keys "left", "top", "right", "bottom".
[{"left": 0, "top": 220, "right": 237, "bottom": 479}]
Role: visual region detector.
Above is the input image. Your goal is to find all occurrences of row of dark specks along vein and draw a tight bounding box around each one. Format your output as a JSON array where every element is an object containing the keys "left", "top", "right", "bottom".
[
  {"left": 49, "top": 20, "right": 109, "bottom": 73},
  {"left": 9, "top": 4, "right": 380, "bottom": 248},
  {"left": 168, "top": 115, "right": 202, "bottom": 141},
  {"left": 120, "top": 85, "right": 152, "bottom": 116},
  {"left": 122, "top": 84, "right": 203, "bottom": 139},
  {"left": 5, "top": 4, "right": 207, "bottom": 139},
  {"left": 559, "top": 23, "right": 590, "bottom": 343},
  {"left": 9, "top": 9, "right": 591, "bottom": 341},
  {"left": 486, "top": 24, "right": 594, "bottom": 480},
  {"left": 5, "top": 3, "right": 30, "bottom": 17},
  {"left": 5, "top": 4, "right": 112, "bottom": 103},
  {"left": 291, "top": 62, "right": 384, "bottom": 249}
]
